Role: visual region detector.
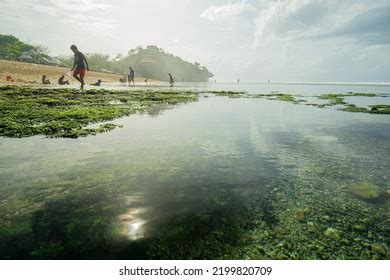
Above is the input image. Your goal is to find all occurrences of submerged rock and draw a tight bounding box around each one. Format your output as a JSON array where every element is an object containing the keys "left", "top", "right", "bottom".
[
  {"left": 307, "top": 221, "right": 316, "bottom": 233},
  {"left": 347, "top": 182, "right": 382, "bottom": 199},
  {"left": 295, "top": 210, "right": 305, "bottom": 222},
  {"left": 324, "top": 228, "right": 341, "bottom": 241},
  {"left": 321, "top": 215, "right": 331, "bottom": 221},
  {"left": 353, "top": 225, "right": 367, "bottom": 231}
]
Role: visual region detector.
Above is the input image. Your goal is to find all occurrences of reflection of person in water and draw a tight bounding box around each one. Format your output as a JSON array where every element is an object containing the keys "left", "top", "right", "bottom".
[
  {"left": 128, "top": 67, "right": 135, "bottom": 86},
  {"left": 42, "top": 75, "right": 51, "bottom": 84},
  {"left": 169, "top": 73, "right": 174, "bottom": 87},
  {"left": 91, "top": 79, "right": 102, "bottom": 86},
  {"left": 58, "top": 75, "right": 70, "bottom": 85},
  {"left": 70, "top": 44, "right": 89, "bottom": 90}
]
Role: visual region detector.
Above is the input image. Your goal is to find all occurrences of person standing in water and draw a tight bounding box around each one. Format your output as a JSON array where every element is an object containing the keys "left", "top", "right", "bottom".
[
  {"left": 128, "top": 67, "right": 135, "bottom": 86},
  {"left": 70, "top": 45, "right": 89, "bottom": 90},
  {"left": 169, "top": 73, "right": 174, "bottom": 87}
]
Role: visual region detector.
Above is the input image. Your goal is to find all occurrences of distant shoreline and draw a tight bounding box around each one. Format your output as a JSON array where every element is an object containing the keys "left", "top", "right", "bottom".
[{"left": 210, "top": 82, "right": 390, "bottom": 86}]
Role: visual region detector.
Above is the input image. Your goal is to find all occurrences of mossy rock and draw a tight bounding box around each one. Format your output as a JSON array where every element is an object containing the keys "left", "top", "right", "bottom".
[
  {"left": 324, "top": 228, "right": 341, "bottom": 241},
  {"left": 347, "top": 182, "right": 382, "bottom": 199}
]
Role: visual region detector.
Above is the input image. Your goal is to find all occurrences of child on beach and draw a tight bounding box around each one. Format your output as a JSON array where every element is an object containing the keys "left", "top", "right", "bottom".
[
  {"left": 42, "top": 75, "right": 51, "bottom": 84},
  {"left": 58, "top": 75, "right": 70, "bottom": 85}
]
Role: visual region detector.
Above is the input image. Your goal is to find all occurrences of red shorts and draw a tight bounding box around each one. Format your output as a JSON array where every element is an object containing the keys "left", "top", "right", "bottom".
[{"left": 73, "top": 68, "right": 86, "bottom": 79}]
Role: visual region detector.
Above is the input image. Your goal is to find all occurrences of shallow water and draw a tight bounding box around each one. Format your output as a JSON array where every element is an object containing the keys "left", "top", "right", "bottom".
[
  {"left": 102, "top": 81, "right": 390, "bottom": 96},
  {"left": 0, "top": 83, "right": 389, "bottom": 259}
]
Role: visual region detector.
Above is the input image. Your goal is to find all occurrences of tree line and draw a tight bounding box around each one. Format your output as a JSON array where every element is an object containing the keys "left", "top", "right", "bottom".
[{"left": 58, "top": 45, "right": 214, "bottom": 82}]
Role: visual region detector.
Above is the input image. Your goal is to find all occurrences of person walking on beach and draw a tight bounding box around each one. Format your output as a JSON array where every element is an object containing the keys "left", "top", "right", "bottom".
[
  {"left": 128, "top": 67, "right": 135, "bottom": 86},
  {"left": 169, "top": 73, "right": 174, "bottom": 87},
  {"left": 70, "top": 45, "right": 89, "bottom": 90}
]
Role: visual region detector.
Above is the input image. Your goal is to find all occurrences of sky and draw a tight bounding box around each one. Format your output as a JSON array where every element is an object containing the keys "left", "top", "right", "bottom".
[{"left": 1, "top": 0, "right": 390, "bottom": 82}]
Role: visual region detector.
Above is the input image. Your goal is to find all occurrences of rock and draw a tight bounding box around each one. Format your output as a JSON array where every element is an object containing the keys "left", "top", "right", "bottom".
[
  {"left": 340, "top": 239, "right": 349, "bottom": 245},
  {"left": 353, "top": 225, "right": 366, "bottom": 231},
  {"left": 371, "top": 243, "right": 387, "bottom": 256},
  {"left": 347, "top": 182, "right": 382, "bottom": 199},
  {"left": 324, "top": 228, "right": 341, "bottom": 241},
  {"left": 367, "top": 232, "right": 373, "bottom": 239},
  {"left": 295, "top": 210, "right": 305, "bottom": 222},
  {"left": 321, "top": 215, "right": 331, "bottom": 221},
  {"left": 307, "top": 221, "right": 316, "bottom": 233}
]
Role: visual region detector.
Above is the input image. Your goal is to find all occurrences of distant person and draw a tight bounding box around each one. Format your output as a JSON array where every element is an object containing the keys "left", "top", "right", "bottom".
[
  {"left": 120, "top": 71, "right": 126, "bottom": 83},
  {"left": 268, "top": 79, "right": 270, "bottom": 84},
  {"left": 169, "top": 73, "right": 174, "bottom": 87},
  {"left": 58, "top": 75, "right": 70, "bottom": 85},
  {"left": 237, "top": 78, "right": 240, "bottom": 83},
  {"left": 70, "top": 44, "right": 89, "bottom": 90},
  {"left": 91, "top": 79, "right": 102, "bottom": 86},
  {"left": 144, "top": 78, "right": 148, "bottom": 83},
  {"left": 5, "top": 75, "right": 14, "bottom": 82},
  {"left": 42, "top": 75, "right": 51, "bottom": 85},
  {"left": 128, "top": 67, "right": 135, "bottom": 86}
]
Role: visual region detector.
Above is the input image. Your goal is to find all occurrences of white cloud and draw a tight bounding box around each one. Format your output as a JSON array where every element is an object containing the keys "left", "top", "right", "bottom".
[
  {"left": 48, "top": 0, "right": 112, "bottom": 12},
  {"left": 25, "top": 0, "right": 118, "bottom": 37},
  {"left": 60, "top": 14, "right": 118, "bottom": 37},
  {"left": 201, "top": 1, "right": 256, "bottom": 21},
  {"left": 253, "top": 0, "right": 390, "bottom": 46}
]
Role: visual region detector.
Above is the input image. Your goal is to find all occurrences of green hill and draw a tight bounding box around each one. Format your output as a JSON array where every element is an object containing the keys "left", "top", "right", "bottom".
[{"left": 0, "top": 34, "right": 62, "bottom": 65}]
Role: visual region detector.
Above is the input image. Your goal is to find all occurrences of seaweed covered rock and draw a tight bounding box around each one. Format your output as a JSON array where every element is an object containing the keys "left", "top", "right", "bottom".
[
  {"left": 324, "top": 228, "right": 341, "bottom": 241},
  {"left": 347, "top": 182, "right": 382, "bottom": 200},
  {"left": 371, "top": 243, "right": 387, "bottom": 256}
]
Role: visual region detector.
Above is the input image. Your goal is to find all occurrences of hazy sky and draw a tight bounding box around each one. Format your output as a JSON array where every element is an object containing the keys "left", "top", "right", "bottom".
[{"left": 1, "top": 0, "right": 390, "bottom": 82}]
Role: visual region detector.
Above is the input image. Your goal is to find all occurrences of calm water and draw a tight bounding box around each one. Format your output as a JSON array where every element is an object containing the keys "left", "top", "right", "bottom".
[{"left": 0, "top": 83, "right": 389, "bottom": 259}]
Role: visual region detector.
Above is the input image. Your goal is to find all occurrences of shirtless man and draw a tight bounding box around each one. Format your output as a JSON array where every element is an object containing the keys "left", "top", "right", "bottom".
[{"left": 70, "top": 45, "right": 89, "bottom": 90}]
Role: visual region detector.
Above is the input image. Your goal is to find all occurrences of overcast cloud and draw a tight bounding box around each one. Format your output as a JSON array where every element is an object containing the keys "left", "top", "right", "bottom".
[{"left": 1, "top": 0, "right": 389, "bottom": 82}]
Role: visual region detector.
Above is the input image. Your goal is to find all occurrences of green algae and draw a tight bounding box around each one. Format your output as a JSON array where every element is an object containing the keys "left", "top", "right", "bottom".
[
  {"left": 0, "top": 86, "right": 198, "bottom": 138},
  {"left": 318, "top": 94, "right": 347, "bottom": 105},
  {"left": 247, "top": 91, "right": 389, "bottom": 115},
  {"left": 206, "top": 91, "right": 246, "bottom": 97},
  {"left": 252, "top": 93, "right": 306, "bottom": 104},
  {"left": 347, "top": 182, "right": 383, "bottom": 200},
  {"left": 369, "top": 105, "right": 390, "bottom": 114}
]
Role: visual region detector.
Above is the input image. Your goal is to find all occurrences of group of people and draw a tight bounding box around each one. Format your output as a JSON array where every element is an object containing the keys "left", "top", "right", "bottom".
[
  {"left": 70, "top": 45, "right": 175, "bottom": 89},
  {"left": 126, "top": 67, "right": 174, "bottom": 87},
  {"left": 41, "top": 75, "right": 70, "bottom": 85},
  {"left": 40, "top": 74, "right": 100, "bottom": 87},
  {"left": 6, "top": 44, "right": 176, "bottom": 90}
]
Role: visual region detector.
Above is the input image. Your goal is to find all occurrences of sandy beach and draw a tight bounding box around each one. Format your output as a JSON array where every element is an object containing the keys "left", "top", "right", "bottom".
[{"left": 0, "top": 59, "right": 154, "bottom": 85}]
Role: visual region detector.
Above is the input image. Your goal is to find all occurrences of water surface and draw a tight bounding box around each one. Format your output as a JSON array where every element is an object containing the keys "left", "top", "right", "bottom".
[{"left": 0, "top": 83, "right": 389, "bottom": 259}]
